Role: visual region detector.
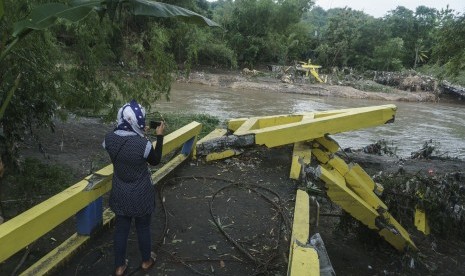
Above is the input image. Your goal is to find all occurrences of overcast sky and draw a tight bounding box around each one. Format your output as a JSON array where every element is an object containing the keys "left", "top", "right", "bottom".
[{"left": 314, "top": 0, "right": 465, "bottom": 18}]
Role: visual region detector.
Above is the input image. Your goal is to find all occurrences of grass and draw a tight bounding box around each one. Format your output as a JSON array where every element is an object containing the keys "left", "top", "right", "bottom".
[
  {"left": 418, "top": 64, "right": 465, "bottom": 87},
  {"left": 2, "top": 158, "right": 74, "bottom": 216},
  {"left": 349, "top": 79, "right": 394, "bottom": 93},
  {"left": 146, "top": 112, "right": 220, "bottom": 140}
]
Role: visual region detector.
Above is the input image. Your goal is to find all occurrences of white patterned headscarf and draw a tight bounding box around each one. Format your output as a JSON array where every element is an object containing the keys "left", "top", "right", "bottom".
[{"left": 116, "top": 99, "right": 146, "bottom": 137}]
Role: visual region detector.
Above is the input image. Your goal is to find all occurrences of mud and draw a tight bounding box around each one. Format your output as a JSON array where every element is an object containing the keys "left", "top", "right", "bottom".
[
  {"left": 1, "top": 72, "right": 464, "bottom": 275},
  {"left": 177, "top": 70, "right": 438, "bottom": 102}
]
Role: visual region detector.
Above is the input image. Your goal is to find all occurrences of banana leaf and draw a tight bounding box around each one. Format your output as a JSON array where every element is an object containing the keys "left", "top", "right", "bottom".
[
  {"left": 128, "top": 0, "right": 220, "bottom": 27},
  {"left": 0, "top": 0, "right": 4, "bottom": 19},
  {"left": 13, "top": 0, "right": 219, "bottom": 38},
  {"left": 12, "top": 2, "right": 98, "bottom": 38}
]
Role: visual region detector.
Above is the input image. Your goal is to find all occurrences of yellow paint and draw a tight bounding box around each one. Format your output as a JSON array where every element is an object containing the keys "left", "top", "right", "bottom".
[
  {"left": 196, "top": 128, "right": 227, "bottom": 144},
  {"left": 315, "top": 136, "right": 340, "bottom": 153},
  {"left": 344, "top": 168, "right": 388, "bottom": 210},
  {"left": 349, "top": 164, "right": 376, "bottom": 191},
  {"left": 159, "top": 121, "right": 202, "bottom": 157},
  {"left": 21, "top": 233, "right": 88, "bottom": 276},
  {"left": 256, "top": 115, "right": 305, "bottom": 129},
  {"left": 288, "top": 190, "right": 312, "bottom": 275},
  {"left": 20, "top": 208, "right": 115, "bottom": 276},
  {"left": 374, "top": 183, "right": 384, "bottom": 195},
  {"left": 311, "top": 148, "right": 330, "bottom": 164},
  {"left": 228, "top": 113, "right": 314, "bottom": 132},
  {"left": 289, "top": 142, "right": 312, "bottom": 180},
  {"left": 288, "top": 243, "right": 320, "bottom": 276},
  {"left": 316, "top": 165, "right": 416, "bottom": 251},
  {"left": 152, "top": 154, "right": 187, "bottom": 184},
  {"left": 206, "top": 149, "right": 237, "bottom": 162},
  {"left": 0, "top": 121, "right": 203, "bottom": 263},
  {"left": 0, "top": 178, "right": 110, "bottom": 263},
  {"left": 414, "top": 208, "right": 430, "bottom": 235},
  {"left": 291, "top": 190, "right": 310, "bottom": 243},
  {"left": 228, "top": 118, "right": 247, "bottom": 132},
  {"left": 234, "top": 118, "right": 259, "bottom": 133},
  {"left": 327, "top": 156, "right": 349, "bottom": 176},
  {"left": 234, "top": 105, "right": 396, "bottom": 148},
  {"left": 298, "top": 59, "right": 324, "bottom": 83},
  {"left": 379, "top": 212, "right": 417, "bottom": 251}
]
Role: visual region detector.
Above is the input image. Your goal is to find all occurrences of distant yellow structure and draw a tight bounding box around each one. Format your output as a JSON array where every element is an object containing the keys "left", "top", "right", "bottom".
[{"left": 297, "top": 59, "right": 325, "bottom": 83}]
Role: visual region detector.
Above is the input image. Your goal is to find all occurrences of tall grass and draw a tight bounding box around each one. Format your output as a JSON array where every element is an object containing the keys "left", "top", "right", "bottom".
[{"left": 146, "top": 112, "right": 220, "bottom": 140}]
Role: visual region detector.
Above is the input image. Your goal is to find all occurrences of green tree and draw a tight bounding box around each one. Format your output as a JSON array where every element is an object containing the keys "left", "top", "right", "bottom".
[
  {"left": 384, "top": 6, "right": 438, "bottom": 68},
  {"left": 372, "top": 37, "right": 405, "bottom": 71},
  {"left": 0, "top": 0, "right": 219, "bottom": 221},
  {"left": 217, "top": 0, "right": 313, "bottom": 66},
  {"left": 315, "top": 8, "right": 368, "bottom": 68},
  {"left": 433, "top": 11, "right": 465, "bottom": 76}
]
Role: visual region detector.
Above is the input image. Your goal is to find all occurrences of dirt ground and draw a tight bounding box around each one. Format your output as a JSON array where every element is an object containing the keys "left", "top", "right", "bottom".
[
  {"left": 1, "top": 73, "right": 464, "bottom": 275},
  {"left": 177, "top": 69, "right": 438, "bottom": 102}
]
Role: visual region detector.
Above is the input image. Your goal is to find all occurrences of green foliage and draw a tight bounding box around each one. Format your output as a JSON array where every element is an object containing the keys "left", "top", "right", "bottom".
[
  {"left": 217, "top": 0, "right": 313, "bottom": 66},
  {"left": 0, "top": 28, "right": 63, "bottom": 164},
  {"left": 380, "top": 172, "right": 465, "bottom": 240},
  {"left": 147, "top": 112, "right": 220, "bottom": 139},
  {"left": 371, "top": 37, "right": 405, "bottom": 71},
  {"left": 171, "top": 24, "right": 237, "bottom": 69},
  {"left": 433, "top": 12, "right": 465, "bottom": 76},
  {"left": 0, "top": 0, "right": 4, "bottom": 19},
  {"left": 350, "top": 80, "right": 394, "bottom": 93},
  {"left": 0, "top": 0, "right": 219, "bottom": 166},
  {"left": 3, "top": 158, "right": 73, "bottom": 211}
]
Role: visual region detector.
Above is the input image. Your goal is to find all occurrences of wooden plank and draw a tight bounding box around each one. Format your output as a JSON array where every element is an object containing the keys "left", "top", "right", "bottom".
[
  {"left": 228, "top": 113, "right": 314, "bottom": 132},
  {"left": 0, "top": 178, "right": 110, "bottom": 263},
  {"left": 344, "top": 168, "right": 388, "bottom": 210},
  {"left": 0, "top": 122, "right": 202, "bottom": 263},
  {"left": 291, "top": 190, "right": 310, "bottom": 243},
  {"left": 196, "top": 128, "right": 227, "bottom": 145},
  {"left": 289, "top": 143, "right": 311, "bottom": 180},
  {"left": 206, "top": 149, "right": 238, "bottom": 162},
  {"left": 158, "top": 121, "right": 202, "bottom": 157},
  {"left": 151, "top": 154, "right": 187, "bottom": 184},
  {"left": 234, "top": 105, "right": 396, "bottom": 148},
  {"left": 414, "top": 208, "right": 430, "bottom": 235},
  {"left": 20, "top": 208, "right": 115, "bottom": 276},
  {"left": 21, "top": 150, "right": 191, "bottom": 274},
  {"left": 315, "top": 136, "right": 340, "bottom": 153},
  {"left": 316, "top": 165, "right": 416, "bottom": 251},
  {"left": 287, "top": 190, "right": 312, "bottom": 275},
  {"left": 288, "top": 243, "right": 320, "bottom": 276}
]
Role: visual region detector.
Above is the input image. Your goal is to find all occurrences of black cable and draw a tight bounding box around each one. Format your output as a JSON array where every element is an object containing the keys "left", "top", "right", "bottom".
[{"left": 156, "top": 175, "right": 291, "bottom": 275}]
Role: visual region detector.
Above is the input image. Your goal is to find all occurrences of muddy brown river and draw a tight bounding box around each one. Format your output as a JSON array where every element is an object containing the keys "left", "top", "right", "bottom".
[{"left": 156, "top": 83, "right": 465, "bottom": 158}]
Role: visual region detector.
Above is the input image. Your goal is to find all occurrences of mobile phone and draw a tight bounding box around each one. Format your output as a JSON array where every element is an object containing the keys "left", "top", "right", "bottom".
[{"left": 149, "top": 121, "right": 161, "bottom": 128}]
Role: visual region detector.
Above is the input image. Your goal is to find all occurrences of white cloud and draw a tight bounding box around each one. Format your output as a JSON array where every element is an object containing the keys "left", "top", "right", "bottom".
[{"left": 314, "top": 0, "right": 465, "bottom": 18}]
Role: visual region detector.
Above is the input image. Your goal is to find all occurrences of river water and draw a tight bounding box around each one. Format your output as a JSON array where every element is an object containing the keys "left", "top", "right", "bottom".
[{"left": 155, "top": 83, "right": 465, "bottom": 159}]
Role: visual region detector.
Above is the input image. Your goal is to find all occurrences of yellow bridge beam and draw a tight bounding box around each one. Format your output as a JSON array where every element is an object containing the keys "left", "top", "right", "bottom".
[
  {"left": 0, "top": 122, "right": 202, "bottom": 263},
  {"left": 289, "top": 142, "right": 312, "bottom": 180},
  {"left": 287, "top": 189, "right": 319, "bottom": 276},
  {"left": 232, "top": 105, "right": 396, "bottom": 148},
  {"left": 315, "top": 165, "right": 416, "bottom": 251}
]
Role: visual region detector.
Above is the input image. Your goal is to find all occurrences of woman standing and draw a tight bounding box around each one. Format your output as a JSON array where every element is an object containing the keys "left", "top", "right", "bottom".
[{"left": 103, "top": 99, "right": 165, "bottom": 276}]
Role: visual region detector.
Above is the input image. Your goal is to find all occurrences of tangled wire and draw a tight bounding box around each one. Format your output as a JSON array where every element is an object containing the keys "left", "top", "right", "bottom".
[{"left": 156, "top": 176, "right": 292, "bottom": 276}]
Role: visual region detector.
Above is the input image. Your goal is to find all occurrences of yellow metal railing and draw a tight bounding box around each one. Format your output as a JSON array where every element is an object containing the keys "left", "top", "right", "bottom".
[{"left": 0, "top": 122, "right": 202, "bottom": 274}]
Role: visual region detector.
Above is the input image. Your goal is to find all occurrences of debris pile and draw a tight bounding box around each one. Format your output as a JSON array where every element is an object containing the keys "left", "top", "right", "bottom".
[
  {"left": 369, "top": 70, "right": 438, "bottom": 92},
  {"left": 377, "top": 171, "right": 465, "bottom": 239},
  {"left": 441, "top": 81, "right": 465, "bottom": 100},
  {"left": 362, "top": 139, "right": 398, "bottom": 156}
]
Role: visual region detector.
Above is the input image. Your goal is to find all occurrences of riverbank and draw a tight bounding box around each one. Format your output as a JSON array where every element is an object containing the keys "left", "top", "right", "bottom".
[
  {"left": 177, "top": 69, "right": 438, "bottom": 102},
  {"left": 2, "top": 109, "right": 464, "bottom": 275}
]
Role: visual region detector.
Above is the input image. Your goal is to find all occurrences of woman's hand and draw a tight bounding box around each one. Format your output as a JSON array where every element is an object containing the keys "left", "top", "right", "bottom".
[{"left": 155, "top": 121, "right": 165, "bottom": 135}]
